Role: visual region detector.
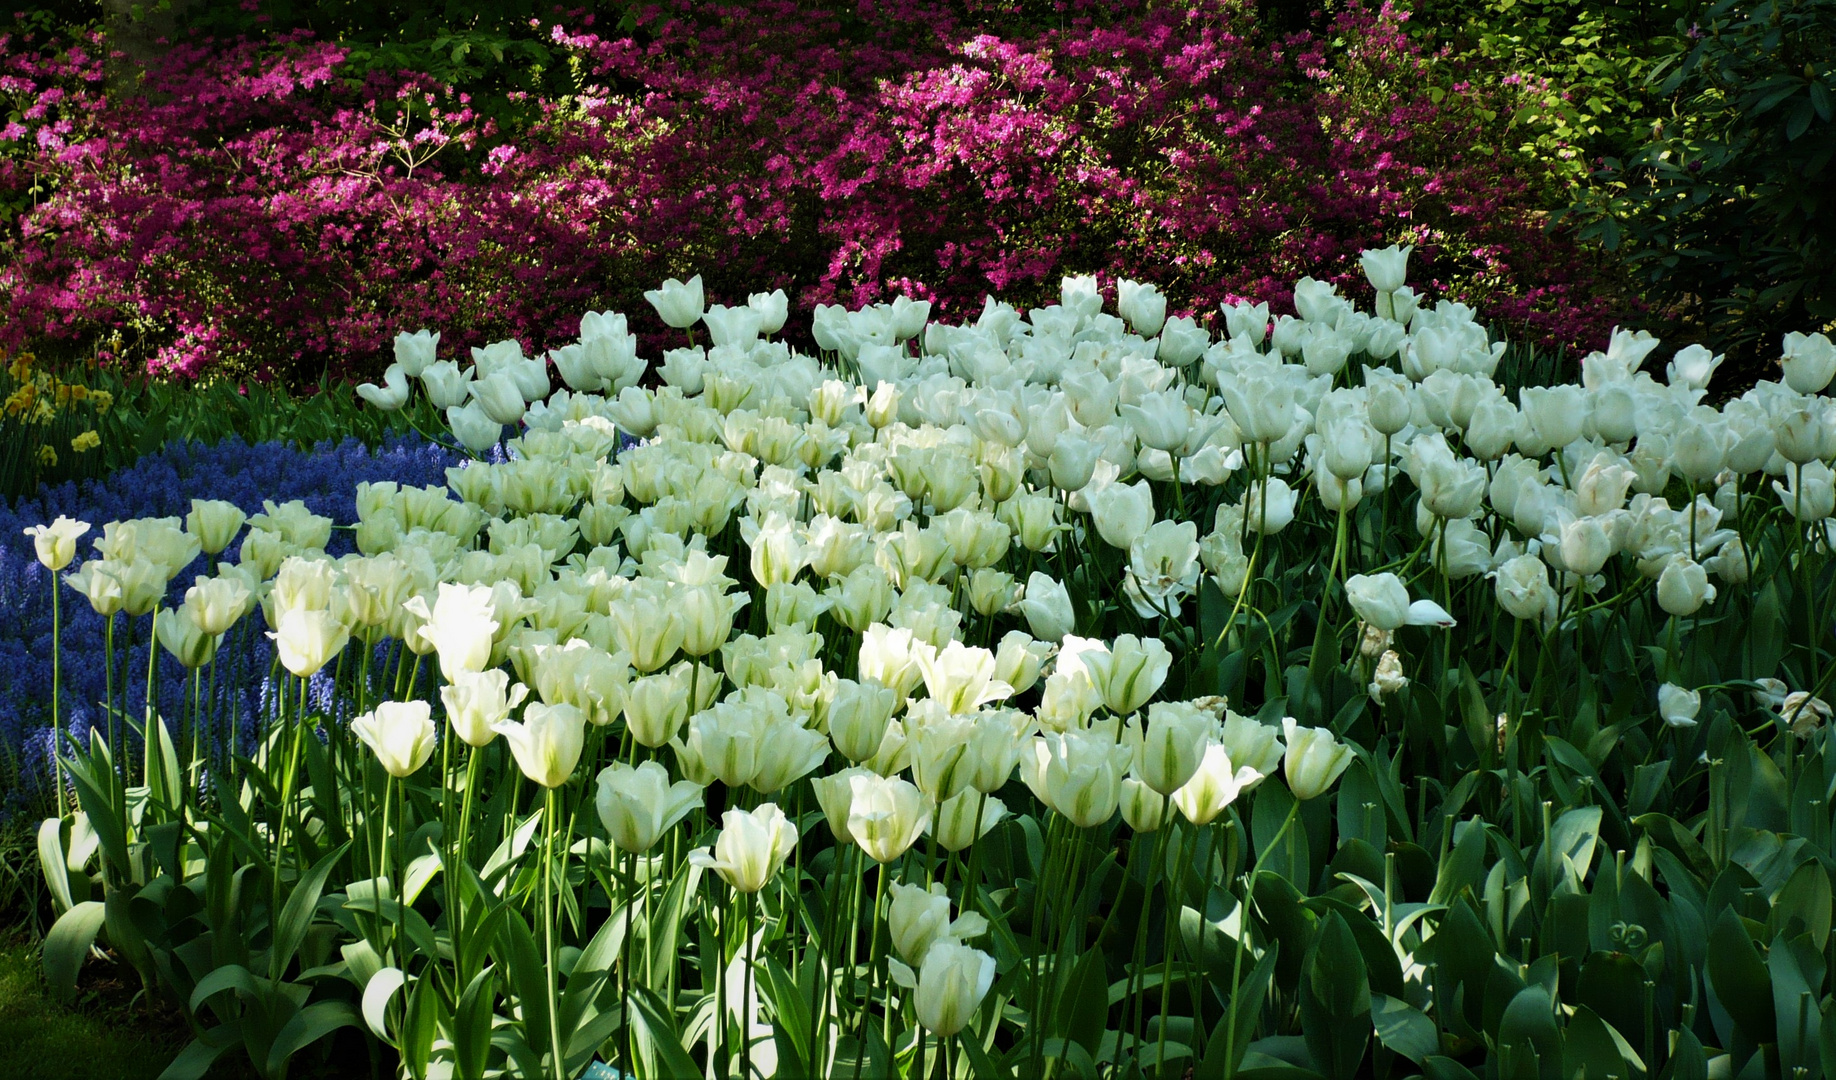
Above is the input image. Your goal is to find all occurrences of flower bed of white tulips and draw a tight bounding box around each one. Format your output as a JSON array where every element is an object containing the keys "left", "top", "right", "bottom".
[{"left": 26, "top": 249, "right": 1836, "bottom": 1080}]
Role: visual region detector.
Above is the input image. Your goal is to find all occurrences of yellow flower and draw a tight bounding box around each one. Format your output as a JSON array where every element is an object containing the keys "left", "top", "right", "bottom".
[
  {"left": 4, "top": 384, "right": 34, "bottom": 416},
  {"left": 71, "top": 430, "right": 100, "bottom": 453},
  {"left": 36, "top": 445, "right": 57, "bottom": 466},
  {"left": 6, "top": 352, "right": 32, "bottom": 382},
  {"left": 90, "top": 389, "right": 114, "bottom": 414}
]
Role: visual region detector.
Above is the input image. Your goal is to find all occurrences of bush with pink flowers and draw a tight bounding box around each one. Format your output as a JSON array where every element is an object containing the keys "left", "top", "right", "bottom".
[{"left": 0, "top": 1, "right": 1627, "bottom": 382}]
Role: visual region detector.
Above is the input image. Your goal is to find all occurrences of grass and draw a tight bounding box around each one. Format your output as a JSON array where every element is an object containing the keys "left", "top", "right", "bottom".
[{"left": 0, "top": 936, "right": 182, "bottom": 1080}]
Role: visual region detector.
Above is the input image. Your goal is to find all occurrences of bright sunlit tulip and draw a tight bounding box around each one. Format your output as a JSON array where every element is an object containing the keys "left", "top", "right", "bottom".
[
  {"left": 689, "top": 803, "right": 798, "bottom": 893},
  {"left": 352, "top": 700, "right": 438, "bottom": 778}
]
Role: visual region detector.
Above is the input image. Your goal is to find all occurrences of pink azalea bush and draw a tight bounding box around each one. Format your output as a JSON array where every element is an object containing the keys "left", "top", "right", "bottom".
[{"left": 0, "top": 1, "right": 1626, "bottom": 380}]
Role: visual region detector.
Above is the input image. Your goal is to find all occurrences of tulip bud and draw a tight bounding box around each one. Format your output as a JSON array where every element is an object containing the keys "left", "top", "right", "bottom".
[
  {"left": 1657, "top": 683, "right": 1700, "bottom": 729},
  {"left": 644, "top": 274, "right": 706, "bottom": 329},
  {"left": 1120, "top": 777, "right": 1167, "bottom": 832},
  {"left": 1131, "top": 701, "right": 1211, "bottom": 795},
  {"left": 1656, "top": 555, "right": 1715, "bottom": 616},
  {"left": 156, "top": 604, "right": 219, "bottom": 669},
  {"left": 441, "top": 668, "right": 529, "bottom": 747},
  {"left": 495, "top": 702, "right": 587, "bottom": 788},
  {"left": 1172, "top": 743, "right": 1263, "bottom": 825},
  {"left": 689, "top": 803, "right": 798, "bottom": 893},
  {"left": 889, "top": 941, "right": 996, "bottom": 1038},
  {"left": 930, "top": 789, "right": 1006, "bottom": 852},
  {"left": 596, "top": 761, "right": 703, "bottom": 854},
  {"left": 1281, "top": 718, "right": 1352, "bottom": 800},
  {"left": 352, "top": 700, "right": 438, "bottom": 778},
  {"left": 847, "top": 773, "right": 932, "bottom": 864},
  {"left": 184, "top": 499, "right": 246, "bottom": 556}
]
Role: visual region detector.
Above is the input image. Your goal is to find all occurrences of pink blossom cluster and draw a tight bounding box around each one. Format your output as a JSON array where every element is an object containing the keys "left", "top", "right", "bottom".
[{"left": 0, "top": 2, "right": 1625, "bottom": 379}]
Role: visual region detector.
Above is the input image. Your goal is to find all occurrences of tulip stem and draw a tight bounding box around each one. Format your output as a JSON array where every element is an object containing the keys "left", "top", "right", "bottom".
[
  {"left": 742, "top": 887, "right": 756, "bottom": 1080},
  {"left": 543, "top": 788, "right": 564, "bottom": 1080},
  {"left": 1152, "top": 821, "right": 1183, "bottom": 1075},
  {"left": 49, "top": 574, "right": 65, "bottom": 816}
]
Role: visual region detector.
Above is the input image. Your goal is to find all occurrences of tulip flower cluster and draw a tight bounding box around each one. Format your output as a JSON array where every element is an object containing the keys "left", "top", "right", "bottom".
[{"left": 29, "top": 253, "right": 1836, "bottom": 1080}]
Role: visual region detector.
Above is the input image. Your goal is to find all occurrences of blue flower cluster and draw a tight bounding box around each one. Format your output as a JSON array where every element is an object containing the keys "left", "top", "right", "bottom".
[{"left": 0, "top": 435, "right": 458, "bottom": 816}]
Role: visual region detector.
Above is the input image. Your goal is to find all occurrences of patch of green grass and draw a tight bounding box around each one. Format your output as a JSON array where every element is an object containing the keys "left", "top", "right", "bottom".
[{"left": 0, "top": 937, "right": 181, "bottom": 1080}]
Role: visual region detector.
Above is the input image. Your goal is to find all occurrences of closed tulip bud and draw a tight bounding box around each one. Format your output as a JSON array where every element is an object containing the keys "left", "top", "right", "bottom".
[
  {"left": 469, "top": 370, "right": 528, "bottom": 426},
  {"left": 420, "top": 360, "right": 472, "bottom": 410},
  {"left": 860, "top": 623, "right": 925, "bottom": 699},
  {"left": 352, "top": 700, "right": 437, "bottom": 778},
  {"left": 1172, "top": 743, "right": 1263, "bottom": 825},
  {"left": 1120, "top": 777, "right": 1167, "bottom": 832},
  {"left": 967, "top": 568, "right": 1020, "bottom": 617},
  {"left": 847, "top": 773, "right": 932, "bottom": 863},
  {"left": 960, "top": 708, "right": 1033, "bottom": 793},
  {"left": 1776, "top": 407, "right": 1826, "bottom": 466},
  {"left": 608, "top": 592, "right": 685, "bottom": 673},
  {"left": 1120, "top": 389, "right": 1192, "bottom": 452},
  {"left": 930, "top": 789, "right": 1006, "bottom": 851},
  {"left": 1282, "top": 718, "right": 1352, "bottom": 800},
  {"left": 1021, "top": 729, "right": 1132, "bottom": 828},
  {"left": 748, "top": 289, "right": 789, "bottom": 335},
  {"left": 269, "top": 607, "right": 350, "bottom": 677},
  {"left": 1554, "top": 515, "right": 1614, "bottom": 577},
  {"left": 1131, "top": 700, "right": 1212, "bottom": 795},
  {"left": 1775, "top": 462, "right": 1836, "bottom": 521},
  {"left": 495, "top": 701, "right": 586, "bottom": 788},
  {"left": 1360, "top": 243, "right": 1412, "bottom": 294},
  {"left": 1344, "top": 572, "right": 1412, "bottom": 631},
  {"left": 889, "top": 881, "right": 988, "bottom": 968},
  {"left": 907, "top": 707, "right": 978, "bottom": 802},
  {"left": 1658, "top": 683, "right": 1700, "bottom": 729},
  {"left": 1781, "top": 332, "right": 1836, "bottom": 395},
  {"left": 1083, "top": 634, "right": 1173, "bottom": 715},
  {"left": 440, "top": 668, "right": 527, "bottom": 747},
  {"left": 1087, "top": 480, "right": 1155, "bottom": 550},
  {"left": 446, "top": 400, "right": 505, "bottom": 453},
  {"left": 596, "top": 761, "right": 703, "bottom": 854},
  {"left": 1117, "top": 279, "right": 1167, "bottom": 337},
  {"left": 1593, "top": 384, "right": 1638, "bottom": 444},
  {"left": 812, "top": 767, "right": 872, "bottom": 845},
  {"left": 1667, "top": 344, "right": 1723, "bottom": 391},
  {"left": 393, "top": 329, "right": 440, "bottom": 377},
  {"left": 827, "top": 678, "right": 900, "bottom": 762},
  {"left": 1048, "top": 439, "right": 1101, "bottom": 493},
  {"left": 156, "top": 604, "right": 218, "bottom": 669},
  {"left": 889, "top": 941, "right": 996, "bottom": 1038},
  {"left": 749, "top": 720, "right": 829, "bottom": 795},
  {"left": 184, "top": 500, "right": 245, "bottom": 556},
  {"left": 1656, "top": 555, "right": 1715, "bottom": 616},
  {"left": 25, "top": 516, "right": 90, "bottom": 572},
  {"left": 644, "top": 274, "right": 706, "bottom": 329},
  {"left": 993, "top": 631, "right": 1049, "bottom": 695},
  {"left": 1244, "top": 478, "right": 1296, "bottom": 534},
  {"left": 356, "top": 363, "right": 411, "bottom": 411},
  {"left": 689, "top": 803, "right": 798, "bottom": 893},
  {"left": 182, "top": 573, "right": 252, "bottom": 636},
  {"left": 1366, "top": 375, "right": 1412, "bottom": 436},
  {"left": 1491, "top": 554, "right": 1553, "bottom": 621}
]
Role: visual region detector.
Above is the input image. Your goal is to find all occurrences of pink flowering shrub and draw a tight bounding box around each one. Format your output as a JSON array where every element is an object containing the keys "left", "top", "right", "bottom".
[{"left": 0, "top": 2, "right": 1626, "bottom": 380}]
